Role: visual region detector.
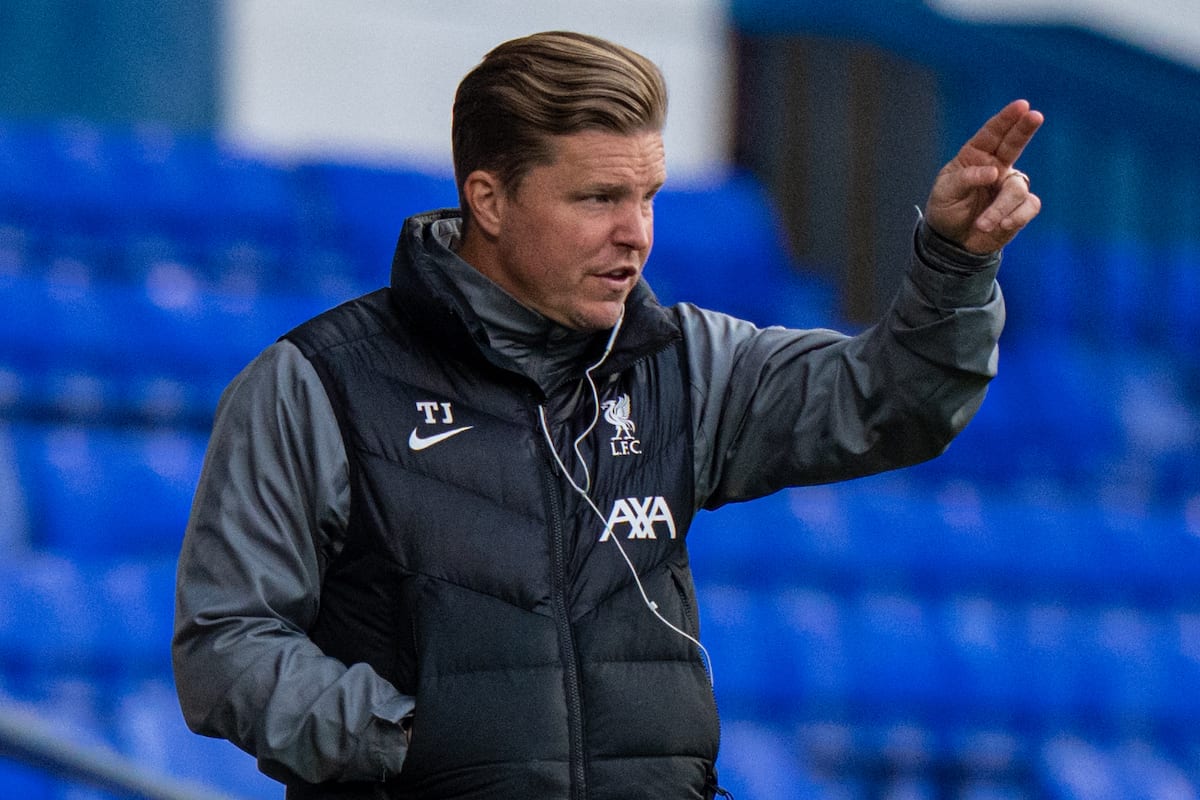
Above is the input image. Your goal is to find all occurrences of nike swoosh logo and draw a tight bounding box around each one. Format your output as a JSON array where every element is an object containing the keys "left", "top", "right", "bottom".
[{"left": 408, "top": 426, "right": 474, "bottom": 451}]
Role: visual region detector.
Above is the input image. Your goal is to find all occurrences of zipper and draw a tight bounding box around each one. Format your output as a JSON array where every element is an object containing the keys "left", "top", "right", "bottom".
[
  {"left": 669, "top": 563, "right": 698, "bottom": 640},
  {"left": 536, "top": 404, "right": 588, "bottom": 800}
]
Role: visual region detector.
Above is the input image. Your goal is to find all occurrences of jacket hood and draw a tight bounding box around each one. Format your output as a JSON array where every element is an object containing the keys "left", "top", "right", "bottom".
[{"left": 388, "top": 209, "right": 681, "bottom": 386}]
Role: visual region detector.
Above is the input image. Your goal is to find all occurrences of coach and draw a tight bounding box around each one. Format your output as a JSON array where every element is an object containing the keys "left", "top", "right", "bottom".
[{"left": 173, "top": 30, "right": 1042, "bottom": 800}]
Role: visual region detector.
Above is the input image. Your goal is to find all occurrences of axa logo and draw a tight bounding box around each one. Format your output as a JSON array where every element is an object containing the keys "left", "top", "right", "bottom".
[
  {"left": 601, "top": 393, "right": 642, "bottom": 456},
  {"left": 409, "top": 401, "right": 472, "bottom": 451},
  {"left": 599, "top": 496, "right": 676, "bottom": 541}
]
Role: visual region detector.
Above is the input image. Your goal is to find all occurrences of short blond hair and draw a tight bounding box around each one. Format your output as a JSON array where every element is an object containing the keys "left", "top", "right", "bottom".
[{"left": 452, "top": 31, "right": 668, "bottom": 220}]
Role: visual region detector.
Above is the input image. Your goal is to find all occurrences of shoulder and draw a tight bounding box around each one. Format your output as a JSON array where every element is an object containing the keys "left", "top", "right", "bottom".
[
  {"left": 283, "top": 289, "right": 396, "bottom": 359},
  {"left": 217, "top": 339, "right": 332, "bottom": 425}
]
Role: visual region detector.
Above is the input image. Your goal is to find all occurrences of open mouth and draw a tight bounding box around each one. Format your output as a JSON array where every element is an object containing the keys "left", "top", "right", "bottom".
[{"left": 596, "top": 267, "right": 638, "bottom": 286}]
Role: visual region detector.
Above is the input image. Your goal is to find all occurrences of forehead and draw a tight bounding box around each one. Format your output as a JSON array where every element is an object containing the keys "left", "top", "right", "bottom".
[{"left": 538, "top": 129, "right": 666, "bottom": 186}]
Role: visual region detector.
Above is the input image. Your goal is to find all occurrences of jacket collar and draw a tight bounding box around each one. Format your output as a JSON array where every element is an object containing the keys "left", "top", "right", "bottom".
[{"left": 389, "top": 210, "right": 680, "bottom": 392}]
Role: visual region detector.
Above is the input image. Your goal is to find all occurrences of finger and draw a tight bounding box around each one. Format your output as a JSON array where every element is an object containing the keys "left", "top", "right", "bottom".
[
  {"left": 937, "top": 164, "right": 1000, "bottom": 200},
  {"left": 961, "top": 100, "right": 1044, "bottom": 167},
  {"left": 975, "top": 176, "right": 1041, "bottom": 233},
  {"left": 998, "top": 192, "right": 1042, "bottom": 232},
  {"left": 993, "top": 108, "right": 1044, "bottom": 168},
  {"left": 960, "top": 100, "right": 1030, "bottom": 159}
]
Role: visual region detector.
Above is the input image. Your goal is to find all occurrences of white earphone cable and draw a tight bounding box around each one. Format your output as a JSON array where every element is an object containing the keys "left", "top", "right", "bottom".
[{"left": 536, "top": 312, "right": 715, "bottom": 688}]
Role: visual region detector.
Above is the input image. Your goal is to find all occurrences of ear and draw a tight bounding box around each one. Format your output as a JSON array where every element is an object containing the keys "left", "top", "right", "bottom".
[{"left": 462, "top": 170, "right": 505, "bottom": 238}]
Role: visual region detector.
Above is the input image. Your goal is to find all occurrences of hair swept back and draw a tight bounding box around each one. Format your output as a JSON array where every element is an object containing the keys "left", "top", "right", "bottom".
[{"left": 451, "top": 30, "right": 668, "bottom": 223}]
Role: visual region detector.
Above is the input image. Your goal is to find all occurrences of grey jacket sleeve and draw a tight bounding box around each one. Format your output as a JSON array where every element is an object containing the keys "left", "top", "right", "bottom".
[
  {"left": 172, "top": 340, "right": 414, "bottom": 785},
  {"left": 688, "top": 221, "right": 1005, "bottom": 508}
]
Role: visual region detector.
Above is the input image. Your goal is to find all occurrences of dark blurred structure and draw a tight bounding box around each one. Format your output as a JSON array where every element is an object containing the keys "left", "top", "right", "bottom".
[
  {"left": 0, "top": 1, "right": 219, "bottom": 130},
  {"left": 733, "top": 0, "right": 1200, "bottom": 328}
]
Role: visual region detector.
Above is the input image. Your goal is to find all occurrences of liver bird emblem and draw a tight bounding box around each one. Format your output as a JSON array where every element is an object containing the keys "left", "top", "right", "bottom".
[{"left": 601, "top": 394, "right": 637, "bottom": 440}]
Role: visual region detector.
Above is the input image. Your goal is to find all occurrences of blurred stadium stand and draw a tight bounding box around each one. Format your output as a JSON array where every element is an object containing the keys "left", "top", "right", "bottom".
[{"left": 1, "top": 4, "right": 1199, "bottom": 799}]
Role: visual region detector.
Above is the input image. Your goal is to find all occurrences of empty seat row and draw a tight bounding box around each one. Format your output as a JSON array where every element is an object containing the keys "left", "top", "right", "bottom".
[
  {"left": 0, "top": 118, "right": 301, "bottom": 239},
  {"left": 4, "top": 541, "right": 1197, "bottom": 745},
  {"left": 1, "top": 416, "right": 1194, "bottom": 599},
  {"left": 3, "top": 115, "right": 1198, "bottom": 357},
  {"left": 689, "top": 469, "right": 1200, "bottom": 604},
  {"left": 6, "top": 263, "right": 1197, "bottom": 511},
  {"left": 717, "top": 718, "right": 1200, "bottom": 800},
  {"left": 697, "top": 583, "right": 1200, "bottom": 731},
  {"left": 0, "top": 273, "right": 325, "bottom": 376},
  {"left": 999, "top": 229, "right": 1200, "bottom": 356},
  {"left": 1, "top": 171, "right": 840, "bottom": 329},
  {"left": 0, "top": 273, "right": 328, "bottom": 424},
  {"left": 0, "top": 555, "right": 177, "bottom": 680},
  {"left": 1, "top": 424, "right": 205, "bottom": 558}
]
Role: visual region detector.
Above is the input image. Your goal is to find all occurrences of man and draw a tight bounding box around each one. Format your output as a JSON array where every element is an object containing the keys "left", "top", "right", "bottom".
[{"left": 173, "top": 30, "right": 1041, "bottom": 800}]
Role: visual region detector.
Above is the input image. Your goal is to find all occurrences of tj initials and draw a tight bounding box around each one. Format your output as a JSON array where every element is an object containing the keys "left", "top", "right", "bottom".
[{"left": 416, "top": 401, "right": 455, "bottom": 424}]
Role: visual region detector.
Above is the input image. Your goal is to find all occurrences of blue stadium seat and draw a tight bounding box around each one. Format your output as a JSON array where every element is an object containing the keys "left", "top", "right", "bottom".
[
  {"left": 1162, "top": 240, "right": 1200, "bottom": 357},
  {"left": 688, "top": 489, "right": 828, "bottom": 587},
  {"left": 22, "top": 675, "right": 111, "bottom": 751},
  {"left": 696, "top": 584, "right": 794, "bottom": 716},
  {"left": 651, "top": 171, "right": 837, "bottom": 329},
  {"left": 85, "top": 559, "right": 177, "bottom": 676},
  {"left": 1015, "top": 604, "right": 1090, "bottom": 720},
  {"left": 0, "top": 120, "right": 48, "bottom": 215},
  {"left": 716, "top": 719, "right": 832, "bottom": 800},
  {"left": 1038, "top": 735, "right": 1124, "bottom": 800},
  {"left": 137, "top": 134, "right": 301, "bottom": 238},
  {"left": 836, "top": 481, "right": 945, "bottom": 591},
  {"left": 0, "top": 271, "right": 328, "bottom": 422},
  {"left": 0, "top": 758, "right": 55, "bottom": 799},
  {"left": 948, "top": 728, "right": 1028, "bottom": 785},
  {"left": 0, "top": 275, "right": 112, "bottom": 371},
  {"left": 65, "top": 121, "right": 300, "bottom": 236},
  {"left": 291, "top": 246, "right": 376, "bottom": 304},
  {"left": 115, "top": 229, "right": 201, "bottom": 285},
  {"left": 992, "top": 228, "right": 1085, "bottom": 338},
  {"left": 1038, "top": 736, "right": 1200, "bottom": 800},
  {"left": 937, "top": 596, "right": 1024, "bottom": 720},
  {"left": 844, "top": 593, "right": 947, "bottom": 714},
  {"left": 0, "top": 556, "right": 101, "bottom": 677},
  {"left": 110, "top": 678, "right": 279, "bottom": 800},
  {"left": 0, "top": 220, "right": 32, "bottom": 274},
  {"left": 1107, "top": 740, "right": 1199, "bottom": 800},
  {"left": 42, "top": 369, "right": 120, "bottom": 424},
  {"left": 24, "top": 425, "right": 205, "bottom": 558},
  {"left": 772, "top": 587, "right": 852, "bottom": 710},
  {"left": 1168, "top": 612, "right": 1200, "bottom": 725},
  {"left": 974, "top": 500, "right": 1092, "bottom": 599},
  {"left": 0, "top": 555, "right": 174, "bottom": 686},
  {"left": 300, "top": 162, "right": 459, "bottom": 274},
  {"left": 958, "top": 781, "right": 1028, "bottom": 800},
  {"left": 1080, "top": 607, "right": 1173, "bottom": 724},
  {"left": 1088, "top": 236, "right": 1155, "bottom": 345},
  {"left": 0, "top": 423, "right": 34, "bottom": 552}
]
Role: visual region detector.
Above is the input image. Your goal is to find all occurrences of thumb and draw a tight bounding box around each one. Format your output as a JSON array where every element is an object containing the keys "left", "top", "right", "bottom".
[{"left": 924, "top": 164, "right": 1002, "bottom": 246}]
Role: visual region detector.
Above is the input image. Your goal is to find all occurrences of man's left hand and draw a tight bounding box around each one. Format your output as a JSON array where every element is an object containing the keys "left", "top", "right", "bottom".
[{"left": 924, "top": 99, "right": 1044, "bottom": 254}]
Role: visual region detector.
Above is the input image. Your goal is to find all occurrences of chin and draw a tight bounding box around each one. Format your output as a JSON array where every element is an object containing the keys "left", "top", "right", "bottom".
[{"left": 570, "top": 305, "right": 625, "bottom": 332}]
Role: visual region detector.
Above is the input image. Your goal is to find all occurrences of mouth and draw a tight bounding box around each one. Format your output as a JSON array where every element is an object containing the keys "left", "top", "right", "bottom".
[{"left": 593, "top": 266, "right": 639, "bottom": 290}]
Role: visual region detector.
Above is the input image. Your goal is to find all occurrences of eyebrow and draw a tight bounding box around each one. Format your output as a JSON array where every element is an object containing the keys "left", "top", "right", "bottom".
[{"left": 579, "top": 180, "right": 665, "bottom": 198}]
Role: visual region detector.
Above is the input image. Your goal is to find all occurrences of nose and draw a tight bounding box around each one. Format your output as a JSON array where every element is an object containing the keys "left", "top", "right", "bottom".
[{"left": 614, "top": 200, "right": 652, "bottom": 252}]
